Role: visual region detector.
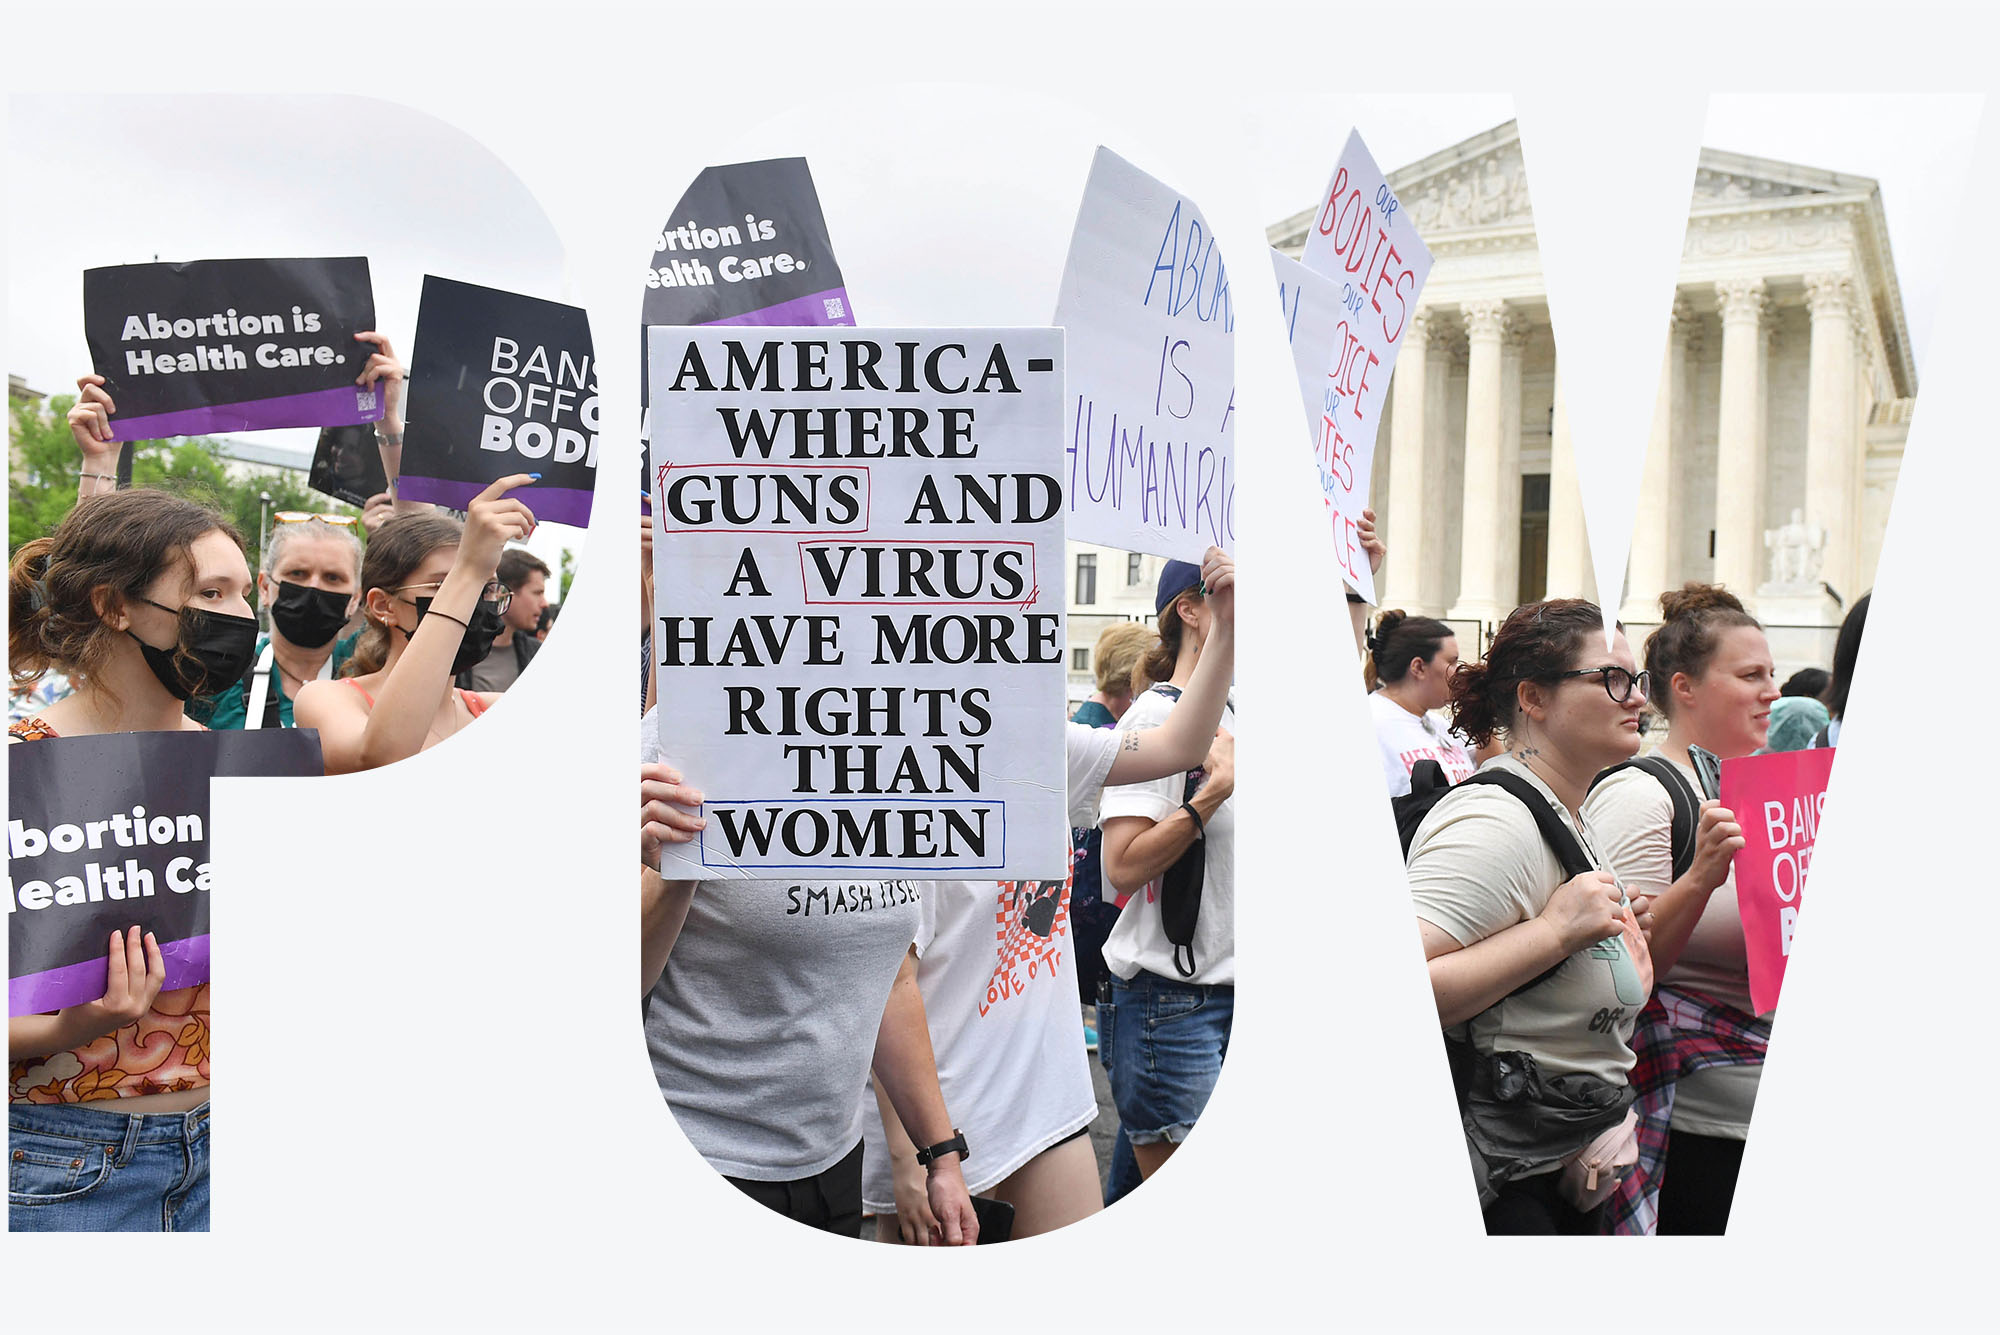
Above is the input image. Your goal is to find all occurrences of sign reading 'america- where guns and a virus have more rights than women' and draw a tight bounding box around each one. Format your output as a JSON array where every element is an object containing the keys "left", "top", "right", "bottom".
[{"left": 649, "top": 327, "right": 1069, "bottom": 882}]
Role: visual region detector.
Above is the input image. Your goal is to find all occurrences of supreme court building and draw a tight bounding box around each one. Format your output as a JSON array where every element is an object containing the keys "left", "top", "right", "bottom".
[{"left": 1267, "top": 120, "right": 1915, "bottom": 663}]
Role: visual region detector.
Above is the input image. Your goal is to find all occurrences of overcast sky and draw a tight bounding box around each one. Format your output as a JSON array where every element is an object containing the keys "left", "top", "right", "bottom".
[{"left": 7, "top": 94, "right": 579, "bottom": 572}]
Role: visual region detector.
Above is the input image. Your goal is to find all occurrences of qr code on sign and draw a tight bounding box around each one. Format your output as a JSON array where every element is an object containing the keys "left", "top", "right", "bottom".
[
  {"left": 823, "top": 297, "right": 846, "bottom": 320},
  {"left": 356, "top": 389, "right": 378, "bottom": 412}
]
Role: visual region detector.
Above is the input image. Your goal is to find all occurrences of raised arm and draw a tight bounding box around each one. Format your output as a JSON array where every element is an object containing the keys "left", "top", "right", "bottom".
[
  {"left": 1104, "top": 546, "right": 1234, "bottom": 786},
  {"left": 1100, "top": 729, "right": 1233, "bottom": 896},
  {"left": 355, "top": 332, "right": 433, "bottom": 517},
  {"left": 67, "top": 375, "right": 123, "bottom": 502}
]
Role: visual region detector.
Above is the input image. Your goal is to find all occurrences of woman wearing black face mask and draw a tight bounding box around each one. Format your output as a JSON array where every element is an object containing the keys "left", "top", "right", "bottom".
[
  {"left": 7, "top": 488, "right": 256, "bottom": 1231},
  {"left": 295, "top": 474, "right": 537, "bottom": 773},
  {"left": 190, "top": 516, "right": 364, "bottom": 730}
]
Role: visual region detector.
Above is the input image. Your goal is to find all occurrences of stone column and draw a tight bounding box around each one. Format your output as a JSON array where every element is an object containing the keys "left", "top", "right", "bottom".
[
  {"left": 1450, "top": 300, "right": 1512, "bottom": 626},
  {"left": 1621, "top": 294, "right": 1693, "bottom": 623},
  {"left": 1380, "top": 308, "right": 1432, "bottom": 607},
  {"left": 1417, "top": 321, "right": 1458, "bottom": 616},
  {"left": 1805, "top": 271, "right": 1860, "bottom": 600},
  {"left": 1712, "top": 277, "right": 1768, "bottom": 598},
  {"left": 1544, "top": 366, "right": 1592, "bottom": 599},
  {"left": 1494, "top": 316, "right": 1529, "bottom": 616}
]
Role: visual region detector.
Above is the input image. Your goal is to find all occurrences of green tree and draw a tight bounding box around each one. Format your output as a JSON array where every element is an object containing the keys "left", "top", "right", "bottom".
[
  {"left": 558, "top": 545, "right": 576, "bottom": 603},
  {"left": 10, "top": 393, "right": 358, "bottom": 606}
]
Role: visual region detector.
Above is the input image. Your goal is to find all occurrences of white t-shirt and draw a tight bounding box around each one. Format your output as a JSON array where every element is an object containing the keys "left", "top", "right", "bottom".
[
  {"left": 1407, "top": 756, "right": 1653, "bottom": 1088},
  {"left": 1368, "top": 690, "right": 1477, "bottom": 797},
  {"left": 640, "top": 709, "right": 922, "bottom": 1180},
  {"left": 1065, "top": 720, "right": 1120, "bottom": 829},
  {"left": 1099, "top": 687, "right": 1236, "bottom": 986},
  {"left": 858, "top": 873, "right": 1098, "bottom": 1211},
  {"left": 1584, "top": 757, "right": 1763, "bottom": 1137}
]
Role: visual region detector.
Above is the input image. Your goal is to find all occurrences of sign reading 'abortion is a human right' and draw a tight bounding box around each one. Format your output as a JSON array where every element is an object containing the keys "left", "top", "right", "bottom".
[
  {"left": 649, "top": 326, "right": 1069, "bottom": 881},
  {"left": 1053, "top": 148, "right": 1234, "bottom": 562}
]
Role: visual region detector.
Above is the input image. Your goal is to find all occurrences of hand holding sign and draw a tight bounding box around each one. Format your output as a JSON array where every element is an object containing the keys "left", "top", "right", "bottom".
[
  {"left": 1357, "top": 506, "right": 1386, "bottom": 576},
  {"left": 1199, "top": 545, "right": 1234, "bottom": 631},
  {"left": 641, "top": 761, "right": 707, "bottom": 866},
  {"left": 1688, "top": 799, "right": 1746, "bottom": 894},
  {"left": 353, "top": 331, "right": 406, "bottom": 433},
  {"left": 11, "top": 927, "right": 166, "bottom": 1061},
  {"left": 459, "top": 473, "right": 540, "bottom": 577}
]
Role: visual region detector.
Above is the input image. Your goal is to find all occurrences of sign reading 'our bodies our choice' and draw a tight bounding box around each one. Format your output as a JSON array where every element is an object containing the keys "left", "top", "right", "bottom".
[
  {"left": 1720, "top": 747, "right": 1836, "bottom": 1015},
  {"left": 83, "top": 257, "right": 383, "bottom": 441},
  {"left": 399, "top": 276, "right": 597, "bottom": 527},
  {"left": 649, "top": 327, "right": 1068, "bottom": 880},
  {"left": 1288, "top": 131, "right": 1434, "bottom": 603},
  {"left": 1053, "top": 148, "right": 1233, "bottom": 562},
  {"left": 7, "top": 729, "right": 324, "bottom": 1016}
]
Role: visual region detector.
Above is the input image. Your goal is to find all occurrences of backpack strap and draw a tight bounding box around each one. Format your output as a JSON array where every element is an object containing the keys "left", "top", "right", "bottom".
[
  {"left": 1453, "top": 769, "right": 1598, "bottom": 1003},
  {"left": 1589, "top": 754, "right": 1698, "bottom": 881}
]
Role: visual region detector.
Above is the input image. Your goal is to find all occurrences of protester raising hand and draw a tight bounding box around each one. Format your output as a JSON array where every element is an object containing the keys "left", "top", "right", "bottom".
[
  {"left": 67, "top": 373, "right": 122, "bottom": 501},
  {"left": 354, "top": 331, "right": 432, "bottom": 517}
]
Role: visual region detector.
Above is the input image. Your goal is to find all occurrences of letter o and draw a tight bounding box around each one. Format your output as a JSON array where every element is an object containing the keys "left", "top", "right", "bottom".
[
  {"left": 1771, "top": 850, "right": 1800, "bottom": 904},
  {"left": 173, "top": 318, "right": 196, "bottom": 339},
  {"left": 513, "top": 422, "right": 553, "bottom": 459},
  {"left": 483, "top": 376, "right": 524, "bottom": 415},
  {"left": 150, "top": 815, "right": 177, "bottom": 842},
  {"left": 49, "top": 823, "right": 84, "bottom": 853}
]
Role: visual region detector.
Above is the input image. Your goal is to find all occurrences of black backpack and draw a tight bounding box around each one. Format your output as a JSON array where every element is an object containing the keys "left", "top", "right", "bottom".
[
  {"left": 1396, "top": 763, "right": 1595, "bottom": 1000},
  {"left": 1586, "top": 754, "right": 1697, "bottom": 880}
]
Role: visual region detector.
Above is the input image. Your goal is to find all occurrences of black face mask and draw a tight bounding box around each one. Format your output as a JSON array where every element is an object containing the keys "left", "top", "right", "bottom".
[
  {"left": 130, "top": 599, "right": 260, "bottom": 701},
  {"left": 402, "top": 597, "right": 507, "bottom": 676},
  {"left": 269, "top": 581, "right": 353, "bottom": 649}
]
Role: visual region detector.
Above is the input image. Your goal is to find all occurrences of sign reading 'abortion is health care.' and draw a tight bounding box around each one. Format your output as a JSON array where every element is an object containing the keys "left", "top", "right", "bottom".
[
  {"left": 649, "top": 327, "right": 1068, "bottom": 880},
  {"left": 7, "top": 729, "right": 324, "bottom": 1016},
  {"left": 1053, "top": 148, "right": 1233, "bottom": 562},
  {"left": 399, "top": 276, "right": 597, "bottom": 527},
  {"left": 1720, "top": 746, "right": 1836, "bottom": 1015},
  {"left": 1287, "top": 131, "right": 1434, "bottom": 603},
  {"left": 83, "top": 257, "right": 383, "bottom": 442}
]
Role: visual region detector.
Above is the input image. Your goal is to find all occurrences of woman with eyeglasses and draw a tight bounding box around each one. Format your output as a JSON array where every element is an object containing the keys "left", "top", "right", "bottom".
[
  {"left": 8, "top": 488, "right": 258, "bottom": 1230},
  {"left": 293, "top": 474, "right": 537, "bottom": 773},
  {"left": 1404, "top": 598, "right": 1657, "bottom": 1235},
  {"left": 1582, "top": 584, "right": 1767, "bottom": 1234}
]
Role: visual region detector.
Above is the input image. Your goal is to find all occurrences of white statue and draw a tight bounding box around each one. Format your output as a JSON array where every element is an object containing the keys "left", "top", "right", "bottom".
[{"left": 1763, "top": 508, "right": 1826, "bottom": 588}]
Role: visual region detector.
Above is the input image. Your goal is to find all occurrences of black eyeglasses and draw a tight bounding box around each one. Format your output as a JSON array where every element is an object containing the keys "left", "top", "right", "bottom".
[{"left": 1554, "top": 665, "right": 1650, "bottom": 704}]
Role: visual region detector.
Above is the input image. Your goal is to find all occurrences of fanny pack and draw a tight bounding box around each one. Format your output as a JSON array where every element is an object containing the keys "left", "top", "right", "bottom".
[{"left": 1556, "top": 1107, "right": 1640, "bottom": 1212}]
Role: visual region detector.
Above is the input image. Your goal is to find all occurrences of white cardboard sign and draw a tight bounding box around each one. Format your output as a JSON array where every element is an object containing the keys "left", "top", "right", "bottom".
[
  {"left": 1052, "top": 147, "right": 1234, "bottom": 561},
  {"left": 1292, "top": 130, "right": 1435, "bottom": 603},
  {"left": 648, "top": 325, "right": 1070, "bottom": 880}
]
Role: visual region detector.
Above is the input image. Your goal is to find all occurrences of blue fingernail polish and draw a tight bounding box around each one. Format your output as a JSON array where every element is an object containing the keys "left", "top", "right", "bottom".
[{"left": 528, "top": 472, "right": 543, "bottom": 481}]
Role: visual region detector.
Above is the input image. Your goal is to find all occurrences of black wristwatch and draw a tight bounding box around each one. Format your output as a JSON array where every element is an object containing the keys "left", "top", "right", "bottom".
[{"left": 914, "top": 1130, "right": 969, "bottom": 1169}]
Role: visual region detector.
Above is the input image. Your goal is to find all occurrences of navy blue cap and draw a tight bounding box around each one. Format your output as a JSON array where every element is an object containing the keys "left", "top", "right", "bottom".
[{"left": 1155, "top": 559, "right": 1203, "bottom": 614}]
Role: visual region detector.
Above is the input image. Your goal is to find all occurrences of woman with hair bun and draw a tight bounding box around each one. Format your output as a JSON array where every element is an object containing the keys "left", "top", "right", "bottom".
[
  {"left": 1405, "top": 598, "right": 1655, "bottom": 1234},
  {"left": 7, "top": 488, "right": 258, "bottom": 1231},
  {"left": 1365, "top": 609, "right": 1474, "bottom": 796},
  {"left": 1583, "top": 582, "right": 1773, "bottom": 1234}
]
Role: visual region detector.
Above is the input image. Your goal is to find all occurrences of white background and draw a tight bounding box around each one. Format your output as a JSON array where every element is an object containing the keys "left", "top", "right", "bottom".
[{"left": 5, "top": 3, "right": 1996, "bottom": 1330}]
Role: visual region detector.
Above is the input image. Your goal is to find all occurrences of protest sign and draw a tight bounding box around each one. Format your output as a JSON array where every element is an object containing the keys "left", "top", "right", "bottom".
[
  {"left": 1720, "top": 746, "right": 1836, "bottom": 1015},
  {"left": 7, "top": 729, "right": 324, "bottom": 1015},
  {"left": 82, "top": 257, "right": 383, "bottom": 441},
  {"left": 1052, "top": 148, "right": 1233, "bottom": 561},
  {"left": 1289, "top": 131, "right": 1434, "bottom": 602},
  {"left": 307, "top": 422, "right": 390, "bottom": 507},
  {"left": 649, "top": 326, "right": 1068, "bottom": 880},
  {"left": 641, "top": 157, "right": 856, "bottom": 443},
  {"left": 399, "top": 276, "right": 597, "bottom": 527}
]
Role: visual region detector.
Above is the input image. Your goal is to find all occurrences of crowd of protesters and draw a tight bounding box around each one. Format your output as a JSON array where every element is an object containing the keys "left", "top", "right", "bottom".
[{"left": 7, "top": 333, "right": 563, "bottom": 1232}]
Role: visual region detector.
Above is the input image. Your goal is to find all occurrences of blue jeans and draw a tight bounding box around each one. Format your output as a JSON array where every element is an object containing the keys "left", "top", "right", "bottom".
[
  {"left": 1097, "top": 971, "right": 1232, "bottom": 1198},
  {"left": 8, "top": 1100, "right": 210, "bottom": 1231}
]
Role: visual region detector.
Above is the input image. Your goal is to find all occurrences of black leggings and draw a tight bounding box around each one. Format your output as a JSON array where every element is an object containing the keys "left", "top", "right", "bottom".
[
  {"left": 1656, "top": 1129, "right": 1745, "bottom": 1235},
  {"left": 1484, "top": 1171, "right": 1603, "bottom": 1236},
  {"left": 726, "top": 1140, "right": 864, "bottom": 1238}
]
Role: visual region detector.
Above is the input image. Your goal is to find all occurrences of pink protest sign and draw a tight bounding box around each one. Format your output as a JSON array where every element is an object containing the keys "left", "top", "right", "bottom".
[{"left": 1719, "top": 747, "right": 1836, "bottom": 1015}]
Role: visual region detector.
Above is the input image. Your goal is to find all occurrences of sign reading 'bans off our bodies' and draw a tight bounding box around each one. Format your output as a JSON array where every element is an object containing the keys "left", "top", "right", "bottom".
[
  {"left": 7, "top": 729, "right": 324, "bottom": 1016},
  {"left": 1720, "top": 747, "right": 1836, "bottom": 1015},
  {"left": 650, "top": 327, "right": 1068, "bottom": 880},
  {"left": 1287, "top": 131, "right": 1433, "bottom": 602},
  {"left": 1053, "top": 149, "right": 1233, "bottom": 561},
  {"left": 399, "top": 276, "right": 597, "bottom": 527},
  {"left": 83, "top": 257, "right": 383, "bottom": 441}
]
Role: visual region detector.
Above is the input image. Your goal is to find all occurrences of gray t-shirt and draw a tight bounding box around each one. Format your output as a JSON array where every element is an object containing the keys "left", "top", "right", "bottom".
[
  {"left": 460, "top": 638, "right": 523, "bottom": 693},
  {"left": 641, "top": 709, "right": 922, "bottom": 1180}
]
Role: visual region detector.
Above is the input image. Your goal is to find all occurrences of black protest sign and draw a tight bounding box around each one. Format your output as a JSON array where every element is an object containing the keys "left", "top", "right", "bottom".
[
  {"left": 399, "top": 276, "right": 596, "bottom": 527},
  {"left": 7, "top": 729, "right": 323, "bottom": 1016},
  {"left": 640, "top": 157, "right": 855, "bottom": 434},
  {"left": 307, "top": 423, "right": 390, "bottom": 507},
  {"left": 649, "top": 327, "right": 1070, "bottom": 881},
  {"left": 82, "top": 257, "right": 383, "bottom": 441}
]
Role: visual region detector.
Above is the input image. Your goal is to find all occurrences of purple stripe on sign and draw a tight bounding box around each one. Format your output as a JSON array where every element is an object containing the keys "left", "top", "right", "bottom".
[
  {"left": 394, "top": 477, "right": 594, "bottom": 529},
  {"left": 702, "top": 287, "right": 855, "bottom": 328},
  {"left": 9, "top": 934, "right": 211, "bottom": 1017},
  {"left": 110, "top": 385, "right": 385, "bottom": 442}
]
